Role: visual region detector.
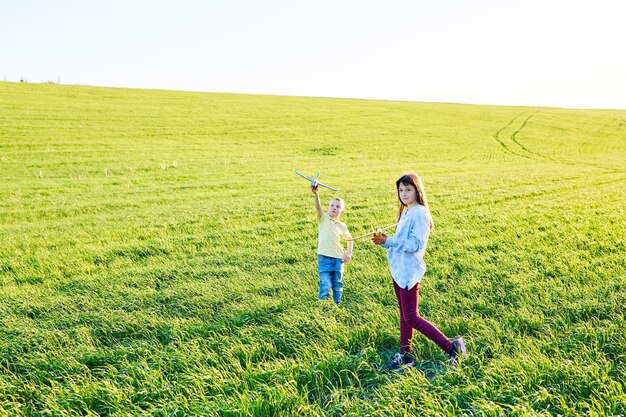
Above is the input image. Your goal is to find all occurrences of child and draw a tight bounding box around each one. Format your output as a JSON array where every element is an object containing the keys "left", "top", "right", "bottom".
[
  {"left": 311, "top": 184, "right": 353, "bottom": 303},
  {"left": 372, "top": 173, "right": 467, "bottom": 369}
]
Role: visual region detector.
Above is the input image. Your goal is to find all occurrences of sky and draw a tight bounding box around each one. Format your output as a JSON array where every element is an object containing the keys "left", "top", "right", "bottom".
[{"left": 2, "top": 0, "right": 626, "bottom": 109}]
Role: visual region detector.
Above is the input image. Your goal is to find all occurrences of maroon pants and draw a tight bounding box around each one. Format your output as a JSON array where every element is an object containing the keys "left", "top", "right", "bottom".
[{"left": 393, "top": 280, "right": 453, "bottom": 354}]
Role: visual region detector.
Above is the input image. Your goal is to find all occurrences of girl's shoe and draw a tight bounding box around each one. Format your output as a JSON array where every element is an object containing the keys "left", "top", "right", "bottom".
[
  {"left": 448, "top": 338, "right": 467, "bottom": 366},
  {"left": 387, "top": 352, "right": 415, "bottom": 371}
]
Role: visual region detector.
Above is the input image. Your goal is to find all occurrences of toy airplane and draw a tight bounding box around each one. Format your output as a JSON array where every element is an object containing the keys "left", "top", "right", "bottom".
[
  {"left": 293, "top": 169, "right": 340, "bottom": 191},
  {"left": 347, "top": 219, "right": 407, "bottom": 241}
]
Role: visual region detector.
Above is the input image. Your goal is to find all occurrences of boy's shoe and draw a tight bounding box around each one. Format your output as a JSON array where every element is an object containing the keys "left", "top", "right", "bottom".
[
  {"left": 387, "top": 352, "right": 415, "bottom": 371},
  {"left": 448, "top": 338, "right": 467, "bottom": 367}
]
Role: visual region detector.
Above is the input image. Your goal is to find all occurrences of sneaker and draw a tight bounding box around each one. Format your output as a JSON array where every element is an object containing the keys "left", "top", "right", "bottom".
[
  {"left": 448, "top": 338, "right": 467, "bottom": 367},
  {"left": 387, "top": 352, "right": 415, "bottom": 371}
]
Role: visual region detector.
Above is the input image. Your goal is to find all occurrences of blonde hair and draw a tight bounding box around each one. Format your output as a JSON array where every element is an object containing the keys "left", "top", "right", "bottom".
[{"left": 396, "top": 173, "right": 433, "bottom": 231}]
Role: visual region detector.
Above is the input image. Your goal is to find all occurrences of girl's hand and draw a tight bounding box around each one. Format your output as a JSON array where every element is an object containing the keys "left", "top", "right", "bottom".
[{"left": 372, "top": 233, "right": 387, "bottom": 245}]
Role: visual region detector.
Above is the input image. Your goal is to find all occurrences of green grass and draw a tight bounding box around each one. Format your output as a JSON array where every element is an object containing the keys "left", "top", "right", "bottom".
[{"left": 1, "top": 81, "right": 625, "bottom": 416}]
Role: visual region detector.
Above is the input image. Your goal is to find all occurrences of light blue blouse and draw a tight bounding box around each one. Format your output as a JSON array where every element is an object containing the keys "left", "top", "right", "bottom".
[{"left": 380, "top": 204, "right": 430, "bottom": 290}]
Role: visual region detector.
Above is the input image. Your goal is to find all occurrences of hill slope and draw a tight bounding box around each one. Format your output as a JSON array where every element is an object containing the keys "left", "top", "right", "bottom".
[{"left": 1, "top": 82, "right": 625, "bottom": 416}]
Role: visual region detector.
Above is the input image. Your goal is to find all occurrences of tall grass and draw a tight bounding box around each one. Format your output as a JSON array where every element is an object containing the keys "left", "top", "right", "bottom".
[{"left": 0, "top": 81, "right": 625, "bottom": 416}]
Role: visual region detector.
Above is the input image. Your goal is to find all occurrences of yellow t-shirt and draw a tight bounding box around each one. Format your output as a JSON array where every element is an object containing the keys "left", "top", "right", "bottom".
[{"left": 317, "top": 212, "right": 349, "bottom": 259}]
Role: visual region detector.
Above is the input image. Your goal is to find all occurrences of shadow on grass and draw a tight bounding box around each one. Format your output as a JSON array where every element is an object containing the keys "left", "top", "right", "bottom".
[
  {"left": 411, "top": 359, "right": 448, "bottom": 379},
  {"left": 376, "top": 348, "right": 449, "bottom": 380}
]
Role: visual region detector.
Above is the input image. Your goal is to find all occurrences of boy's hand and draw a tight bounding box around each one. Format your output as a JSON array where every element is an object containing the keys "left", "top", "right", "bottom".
[
  {"left": 342, "top": 253, "right": 352, "bottom": 263},
  {"left": 371, "top": 233, "right": 387, "bottom": 245},
  {"left": 311, "top": 185, "right": 319, "bottom": 194}
]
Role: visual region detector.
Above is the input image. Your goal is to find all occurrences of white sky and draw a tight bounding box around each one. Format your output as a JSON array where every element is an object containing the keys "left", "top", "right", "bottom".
[{"left": 2, "top": 0, "right": 625, "bottom": 109}]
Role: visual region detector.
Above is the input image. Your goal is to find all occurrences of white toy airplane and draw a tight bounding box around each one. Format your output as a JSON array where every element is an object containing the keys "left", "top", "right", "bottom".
[{"left": 293, "top": 169, "right": 340, "bottom": 191}]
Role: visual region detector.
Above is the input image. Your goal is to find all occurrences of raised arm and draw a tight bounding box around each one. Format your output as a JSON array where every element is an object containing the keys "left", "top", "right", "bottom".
[{"left": 312, "top": 185, "right": 323, "bottom": 220}]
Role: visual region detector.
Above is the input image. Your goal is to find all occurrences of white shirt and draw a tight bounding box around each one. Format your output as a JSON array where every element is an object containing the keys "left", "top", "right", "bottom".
[{"left": 380, "top": 205, "right": 430, "bottom": 289}]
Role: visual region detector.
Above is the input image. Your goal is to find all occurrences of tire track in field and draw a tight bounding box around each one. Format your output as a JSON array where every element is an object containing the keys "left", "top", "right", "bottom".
[
  {"left": 508, "top": 110, "right": 591, "bottom": 167},
  {"left": 449, "top": 174, "right": 626, "bottom": 211},
  {"left": 434, "top": 173, "right": 590, "bottom": 201},
  {"left": 508, "top": 111, "right": 580, "bottom": 166},
  {"left": 594, "top": 116, "right": 626, "bottom": 134},
  {"left": 493, "top": 112, "right": 536, "bottom": 160},
  {"left": 510, "top": 111, "right": 543, "bottom": 157},
  {"left": 494, "top": 112, "right": 622, "bottom": 172}
]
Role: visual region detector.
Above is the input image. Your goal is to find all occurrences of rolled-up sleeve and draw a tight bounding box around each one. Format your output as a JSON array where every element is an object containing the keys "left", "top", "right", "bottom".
[{"left": 383, "top": 211, "right": 427, "bottom": 252}]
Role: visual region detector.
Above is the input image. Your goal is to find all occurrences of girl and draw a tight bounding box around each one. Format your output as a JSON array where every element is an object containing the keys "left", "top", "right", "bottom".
[{"left": 372, "top": 173, "right": 466, "bottom": 369}]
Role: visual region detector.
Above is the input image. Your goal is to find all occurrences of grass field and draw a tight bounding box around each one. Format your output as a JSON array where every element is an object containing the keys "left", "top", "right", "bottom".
[{"left": 1, "top": 81, "right": 625, "bottom": 416}]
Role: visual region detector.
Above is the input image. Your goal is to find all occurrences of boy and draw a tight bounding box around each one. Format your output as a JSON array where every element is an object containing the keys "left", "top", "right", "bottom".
[{"left": 312, "top": 185, "right": 353, "bottom": 303}]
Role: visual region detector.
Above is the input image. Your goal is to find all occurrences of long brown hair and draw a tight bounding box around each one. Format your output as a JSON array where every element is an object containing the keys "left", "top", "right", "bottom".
[{"left": 396, "top": 173, "right": 434, "bottom": 231}]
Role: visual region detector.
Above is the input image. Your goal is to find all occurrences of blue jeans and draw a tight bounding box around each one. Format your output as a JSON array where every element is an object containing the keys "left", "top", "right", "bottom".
[{"left": 318, "top": 254, "right": 344, "bottom": 303}]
